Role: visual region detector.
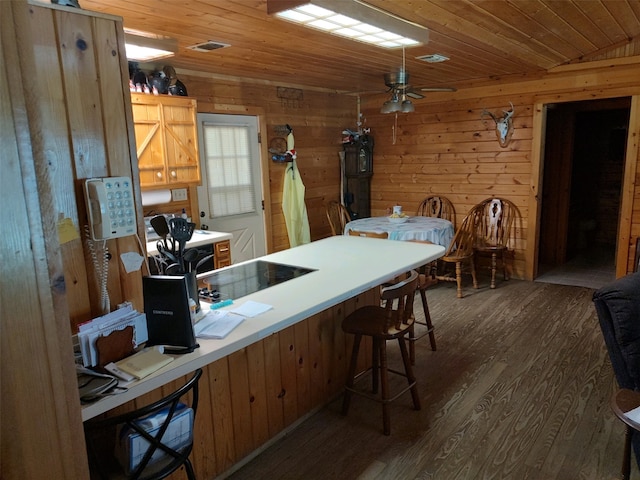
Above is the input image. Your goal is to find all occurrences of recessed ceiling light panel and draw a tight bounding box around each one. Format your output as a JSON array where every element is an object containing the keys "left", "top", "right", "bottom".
[
  {"left": 271, "top": 0, "right": 425, "bottom": 49},
  {"left": 123, "top": 29, "right": 178, "bottom": 62}
]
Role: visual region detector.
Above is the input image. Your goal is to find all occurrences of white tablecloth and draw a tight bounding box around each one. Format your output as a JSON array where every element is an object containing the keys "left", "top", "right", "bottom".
[{"left": 344, "top": 216, "right": 454, "bottom": 247}]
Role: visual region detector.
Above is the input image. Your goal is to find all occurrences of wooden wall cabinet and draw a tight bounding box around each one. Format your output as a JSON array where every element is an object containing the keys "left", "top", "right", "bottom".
[
  {"left": 214, "top": 239, "right": 232, "bottom": 269},
  {"left": 131, "top": 94, "right": 201, "bottom": 187}
]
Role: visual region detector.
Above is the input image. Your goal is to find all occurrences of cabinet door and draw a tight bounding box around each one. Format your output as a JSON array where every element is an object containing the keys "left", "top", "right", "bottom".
[
  {"left": 162, "top": 99, "right": 200, "bottom": 184},
  {"left": 132, "top": 95, "right": 201, "bottom": 187},
  {"left": 132, "top": 101, "right": 166, "bottom": 186}
]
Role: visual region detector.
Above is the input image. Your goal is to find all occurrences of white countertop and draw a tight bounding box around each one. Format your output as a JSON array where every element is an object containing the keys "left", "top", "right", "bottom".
[
  {"left": 146, "top": 230, "right": 232, "bottom": 256},
  {"left": 82, "top": 235, "right": 444, "bottom": 420}
]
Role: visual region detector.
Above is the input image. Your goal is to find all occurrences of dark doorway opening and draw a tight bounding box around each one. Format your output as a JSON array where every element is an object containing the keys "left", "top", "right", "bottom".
[{"left": 536, "top": 98, "right": 630, "bottom": 289}]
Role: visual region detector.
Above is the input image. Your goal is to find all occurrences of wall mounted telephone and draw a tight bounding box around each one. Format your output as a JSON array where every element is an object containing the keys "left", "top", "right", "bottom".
[{"left": 84, "top": 177, "right": 136, "bottom": 241}]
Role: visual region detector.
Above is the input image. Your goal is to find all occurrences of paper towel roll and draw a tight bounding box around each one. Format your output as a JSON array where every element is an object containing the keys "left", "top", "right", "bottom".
[{"left": 141, "top": 189, "right": 172, "bottom": 206}]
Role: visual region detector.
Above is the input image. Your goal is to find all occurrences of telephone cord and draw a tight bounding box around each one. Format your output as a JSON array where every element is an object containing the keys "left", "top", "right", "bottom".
[{"left": 84, "top": 225, "right": 110, "bottom": 314}]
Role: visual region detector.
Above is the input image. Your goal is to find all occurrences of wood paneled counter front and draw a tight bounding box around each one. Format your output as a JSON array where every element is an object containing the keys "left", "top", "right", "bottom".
[{"left": 81, "top": 236, "right": 444, "bottom": 476}]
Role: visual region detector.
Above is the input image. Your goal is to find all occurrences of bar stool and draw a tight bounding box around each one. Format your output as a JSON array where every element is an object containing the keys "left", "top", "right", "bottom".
[
  {"left": 406, "top": 240, "right": 439, "bottom": 364},
  {"left": 341, "top": 270, "right": 420, "bottom": 435},
  {"left": 408, "top": 270, "right": 438, "bottom": 364}
]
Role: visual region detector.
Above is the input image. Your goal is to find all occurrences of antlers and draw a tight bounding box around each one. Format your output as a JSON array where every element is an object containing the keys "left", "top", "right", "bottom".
[
  {"left": 481, "top": 102, "right": 514, "bottom": 123},
  {"left": 481, "top": 102, "right": 515, "bottom": 147}
]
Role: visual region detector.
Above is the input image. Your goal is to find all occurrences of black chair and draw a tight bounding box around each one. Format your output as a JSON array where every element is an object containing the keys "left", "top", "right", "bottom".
[
  {"left": 84, "top": 369, "right": 202, "bottom": 480},
  {"left": 593, "top": 273, "right": 640, "bottom": 479}
]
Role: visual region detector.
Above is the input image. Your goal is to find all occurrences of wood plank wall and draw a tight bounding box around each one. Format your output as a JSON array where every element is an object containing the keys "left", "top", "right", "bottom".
[
  {"left": 2, "top": 2, "right": 141, "bottom": 478},
  {"left": 175, "top": 58, "right": 640, "bottom": 280},
  {"left": 173, "top": 73, "right": 358, "bottom": 252},
  {"left": 20, "top": 3, "right": 146, "bottom": 332},
  {"left": 357, "top": 59, "right": 640, "bottom": 280}
]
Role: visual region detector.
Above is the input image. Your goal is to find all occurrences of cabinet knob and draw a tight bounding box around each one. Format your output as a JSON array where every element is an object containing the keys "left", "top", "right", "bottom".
[
  {"left": 156, "top": 171, "right": 163, "bottom": 179},
  {"left": 170, "top": 170, "right": 177, "bottom": 178}
]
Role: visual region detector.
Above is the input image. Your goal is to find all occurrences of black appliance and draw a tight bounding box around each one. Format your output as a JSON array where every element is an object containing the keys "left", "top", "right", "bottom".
[
  {"left": 143, "top": 275, "right": 199, "bottom": 354},
  {"left": 199, "top": 260, "right": 316, "bottom": 302}
]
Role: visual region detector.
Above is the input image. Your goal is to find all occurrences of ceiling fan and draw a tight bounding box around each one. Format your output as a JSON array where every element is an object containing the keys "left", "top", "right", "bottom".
[
  {"left": 380, "top": 66, "right": 456, "bottom": 113},
  {"left": 376, "top": 46, "right": 454, "bottom": 113}
]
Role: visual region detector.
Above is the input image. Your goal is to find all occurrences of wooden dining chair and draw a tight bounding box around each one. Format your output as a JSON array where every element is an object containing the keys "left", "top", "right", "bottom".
[
  {"left": 416, "top": 195, "right": 456, "bottom": 225},
  {"left": 348, "top": 229, "right": 389, "bottom": 239},
  {"left": 469, "top": 197, "right": 518, "bottom": 289},
  {"left": 342, "top": 270, "right": 420, "bottom": 435},
  {"left": 325, "top": 200, "right": 352, "bottom": 236},
  {"left": 439, "top": 214, "right": 478, "bottom": 298}
]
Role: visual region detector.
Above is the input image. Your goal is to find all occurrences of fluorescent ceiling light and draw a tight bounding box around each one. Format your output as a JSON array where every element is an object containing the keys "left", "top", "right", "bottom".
[
  {"left": 124, "top": 29, "right": 178, "bottom": 62},
  {"left": 268, "top": 0, "right": 428, "bottom": 49}
]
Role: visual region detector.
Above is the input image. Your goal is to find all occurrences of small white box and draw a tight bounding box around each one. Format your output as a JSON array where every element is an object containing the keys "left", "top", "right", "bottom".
[{"left": 115, "top": 403, "right": 193, "bottom": 474}]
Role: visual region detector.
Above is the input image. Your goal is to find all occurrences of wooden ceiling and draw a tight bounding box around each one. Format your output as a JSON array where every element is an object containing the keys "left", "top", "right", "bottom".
[{"left": 79, "top": 0, "right": 640, "bottom": 95}]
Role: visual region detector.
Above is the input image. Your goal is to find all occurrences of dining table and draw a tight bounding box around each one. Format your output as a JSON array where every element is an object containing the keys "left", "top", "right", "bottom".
[{"left": 344, "top": 215, "right": 454, "bottom": 247}]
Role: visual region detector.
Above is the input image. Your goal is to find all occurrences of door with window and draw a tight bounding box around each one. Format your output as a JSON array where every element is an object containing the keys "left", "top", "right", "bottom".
[{"left": 196, "top": 114, "right": 266, "bottom": 264}]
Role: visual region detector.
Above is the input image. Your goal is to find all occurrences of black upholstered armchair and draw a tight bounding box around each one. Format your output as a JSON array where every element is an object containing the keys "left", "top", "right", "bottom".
[{"left": 593, "top": 272, "right": 640, "bottom": 478}]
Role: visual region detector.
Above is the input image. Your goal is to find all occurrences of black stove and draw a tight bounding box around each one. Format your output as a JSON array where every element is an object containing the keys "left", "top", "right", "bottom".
[{"left": 199, "top": 260, "right": 316, "bottom": 303}]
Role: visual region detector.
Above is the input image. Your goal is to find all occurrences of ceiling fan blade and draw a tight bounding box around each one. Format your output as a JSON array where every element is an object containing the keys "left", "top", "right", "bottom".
[
  {"left": 406, "top": 90, "right": 425, "bottom": 99},
  {"left": 341, "top": 87, "right": 391, "bottom": 96},
  {"left": 419, "top": 86, "right": 457, "bottom": 92}
]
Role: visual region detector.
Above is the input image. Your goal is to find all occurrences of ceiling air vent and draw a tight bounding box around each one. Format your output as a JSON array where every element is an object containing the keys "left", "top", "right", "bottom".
[
  {"left": 416, "top": 54, "right": 449, "bottom": 63},
  {"left": 187, "top": 41, "right": 230, "bottom": 52}
]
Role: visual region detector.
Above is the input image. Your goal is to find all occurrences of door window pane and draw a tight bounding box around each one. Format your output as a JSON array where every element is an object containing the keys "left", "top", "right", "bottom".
[{"left": 201, "top": 124, "right": 255, "bottom": 217}]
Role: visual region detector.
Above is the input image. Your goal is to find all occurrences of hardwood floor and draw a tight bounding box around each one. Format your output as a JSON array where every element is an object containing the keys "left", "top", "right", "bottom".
[{"left": 225, "top": 277, "right": 637, "bottom": 480}]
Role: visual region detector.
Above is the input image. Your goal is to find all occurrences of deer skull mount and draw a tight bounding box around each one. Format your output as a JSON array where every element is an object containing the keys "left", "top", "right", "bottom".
[{"left": 481, "top": 102, "right": 515, "bottom": 147}]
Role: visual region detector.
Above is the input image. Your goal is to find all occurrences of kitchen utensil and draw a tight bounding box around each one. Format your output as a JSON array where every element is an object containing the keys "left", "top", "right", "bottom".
[
  {"left": 183, "top": 248, "right": 199, "bottom": 272},
  {"left": 150, "top": 215, "right": 173, "bottom": 253},
  {"left": 169, "top": 217, "right": 192, "bottom": 270},
  {"left": 156, "top": 241, "right": 179, "bottom": 267}
]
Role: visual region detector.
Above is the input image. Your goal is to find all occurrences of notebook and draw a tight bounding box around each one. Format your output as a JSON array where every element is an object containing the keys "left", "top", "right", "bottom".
[{"left": 115, "top": 348, "right": 174, "bottom": 380}]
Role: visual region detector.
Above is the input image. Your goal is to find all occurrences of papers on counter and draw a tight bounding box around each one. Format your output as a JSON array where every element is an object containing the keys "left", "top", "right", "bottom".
[
  {"left": 194, "top": 310, "right": 244, "bottom": 339},
  {"left": 229, "top": 300, "right": 273, "bottom": 317},
  {"left": 77, "top": 304, "right": 148, "bottom": 367},
  {"left": 194, "top": 301, "right": 273, "bottom": 339}
]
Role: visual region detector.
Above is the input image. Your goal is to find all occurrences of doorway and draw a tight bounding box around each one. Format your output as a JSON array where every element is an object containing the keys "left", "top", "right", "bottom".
[
  {"left": 536, "top": 98, "right": 630, "bottom": 288},
  {"left": 196, "top": 113, "right": 267, "bottom": 264}
]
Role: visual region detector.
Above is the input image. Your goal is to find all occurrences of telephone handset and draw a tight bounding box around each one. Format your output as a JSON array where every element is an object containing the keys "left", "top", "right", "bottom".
[{"left": 84, "top": 177, "right": 136, "bottom": 240}]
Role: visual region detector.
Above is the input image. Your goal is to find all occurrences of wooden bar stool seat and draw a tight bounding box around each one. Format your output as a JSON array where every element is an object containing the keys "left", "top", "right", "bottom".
[{"left": 341, "top": 270, "right": 420, "bottom": 435}]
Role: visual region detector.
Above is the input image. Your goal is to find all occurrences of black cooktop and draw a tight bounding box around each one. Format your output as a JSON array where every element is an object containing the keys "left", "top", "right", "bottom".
[{"left": 199, "top": 260, "right": 316, "bottom": 302}]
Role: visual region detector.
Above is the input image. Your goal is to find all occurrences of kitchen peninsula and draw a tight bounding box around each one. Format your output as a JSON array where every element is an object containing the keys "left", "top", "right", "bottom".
[{"left": 82, "top": 235, "right": 444, "bottom": 476}]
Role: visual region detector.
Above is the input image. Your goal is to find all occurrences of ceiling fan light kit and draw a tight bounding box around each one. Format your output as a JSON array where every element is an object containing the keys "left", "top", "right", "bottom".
[
  {"left": 401, "top": 98, "right": 415, "bottom": 113},
  {"left": 380, "top": 99, "right": 400, "bottom": 114}
]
